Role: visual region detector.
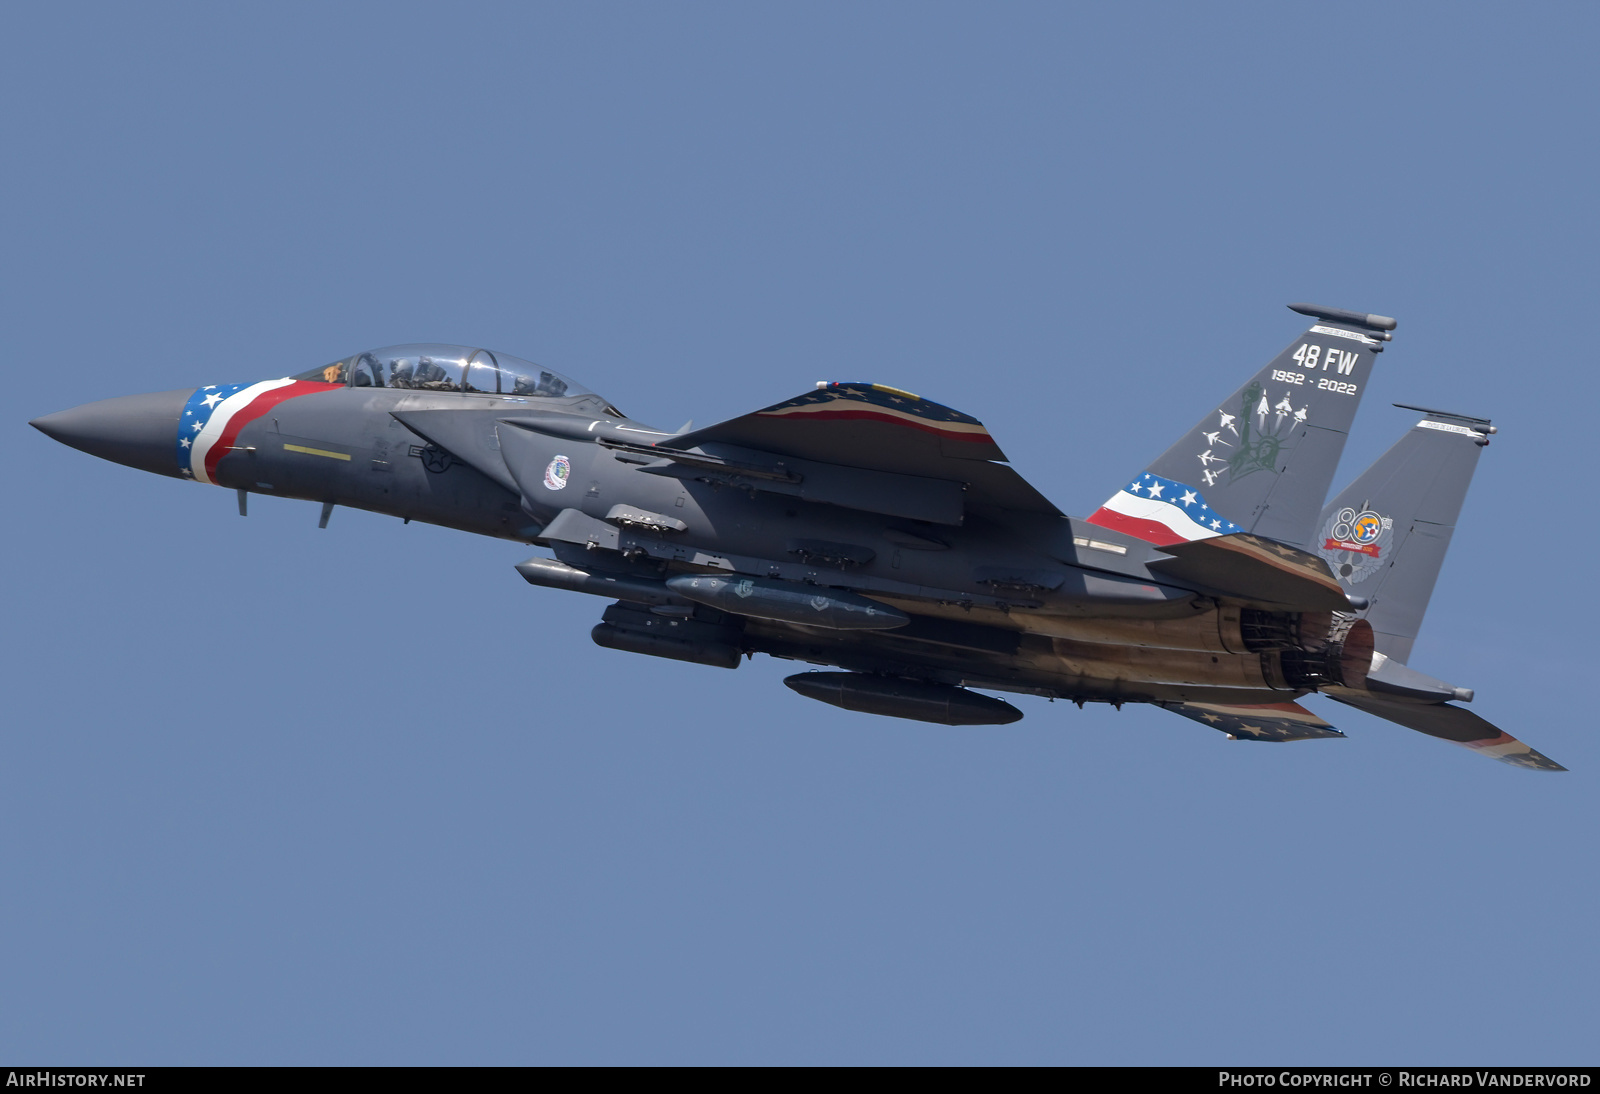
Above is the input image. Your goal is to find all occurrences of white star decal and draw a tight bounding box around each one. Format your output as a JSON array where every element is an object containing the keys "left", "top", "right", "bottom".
[
  {"left": 1210, "top": 519, "right": 1222, "bottom": 529},
  {"left": 1127, "top": 481, "right": 1142, "bottom": 494},
  {"left": 191, "top": 422, "right": 203, "bottom": 433},
  {"left": 1146, "top": 481, "right": 1164, "bottom": 498},
  {"left": 1180, "top": 490, "right": 1197, "bottom": 506},
  {"left": 201, "top": 392, "right": 223, "bottom": 409},
  {"left": 179, "top": 438, "right": 190, "bottom": 449}
]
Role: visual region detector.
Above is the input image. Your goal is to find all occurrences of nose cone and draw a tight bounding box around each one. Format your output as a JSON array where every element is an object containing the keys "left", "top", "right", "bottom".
[{"left": 30, "top": 389, "right": 192, "bottom": 479}]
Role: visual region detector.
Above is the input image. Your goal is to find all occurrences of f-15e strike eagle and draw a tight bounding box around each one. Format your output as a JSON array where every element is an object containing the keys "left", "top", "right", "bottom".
[{"left": 30, "top": 303, "right": 1562, "bottom": 770}]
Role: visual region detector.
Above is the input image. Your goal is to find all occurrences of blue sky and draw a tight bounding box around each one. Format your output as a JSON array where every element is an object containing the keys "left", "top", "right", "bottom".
[{"left": 3, "top": 2, "right": 1596, "bottom": 1064}]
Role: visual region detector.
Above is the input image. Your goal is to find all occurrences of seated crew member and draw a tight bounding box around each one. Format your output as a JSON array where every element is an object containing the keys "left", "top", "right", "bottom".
[{"left": 415, "top": 356, "right": 457, "bottom": 390}]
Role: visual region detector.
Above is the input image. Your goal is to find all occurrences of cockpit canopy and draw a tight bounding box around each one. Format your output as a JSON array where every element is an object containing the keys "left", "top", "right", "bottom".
[{"left": 294, "top": 344, "right": 594, "bottom": 399}]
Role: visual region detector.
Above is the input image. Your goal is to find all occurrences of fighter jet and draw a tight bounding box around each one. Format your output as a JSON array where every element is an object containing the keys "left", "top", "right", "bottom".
[{"left": 29, "top": 303, "right": 1562, "bottom": 770}]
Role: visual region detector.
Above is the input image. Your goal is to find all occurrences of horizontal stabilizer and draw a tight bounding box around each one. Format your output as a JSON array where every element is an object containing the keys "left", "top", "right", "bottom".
[
  {"left": 1364, "top": 653, "right": 1473, "bottom": 703},
  {"left": 1147, "top": 532, "right": 1351, "bottom": 611},
  {"left": 1326, "top": 692, "right": 1565, "bottom": 771},
  {"left": 1159, "top": 700, "right": 1345, "bottom": 742},
  {"left": 667, "top": 382, "right": 1060, "bottom": 515}
]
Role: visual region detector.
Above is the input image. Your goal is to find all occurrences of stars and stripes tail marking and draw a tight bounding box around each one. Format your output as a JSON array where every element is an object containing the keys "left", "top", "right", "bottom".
[{"left": 1087, "top": 472, "right": 1244, "bottom": 546}]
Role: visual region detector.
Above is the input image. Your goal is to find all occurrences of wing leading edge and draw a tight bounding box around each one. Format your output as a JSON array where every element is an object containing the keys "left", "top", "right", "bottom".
[{"left": 666, "top": 382, "right": 1060, "bottom": 516}]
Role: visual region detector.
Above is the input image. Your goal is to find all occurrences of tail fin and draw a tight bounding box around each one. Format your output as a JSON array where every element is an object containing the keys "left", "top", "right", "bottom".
[
  {"left": 1312, "top": 407, "right": 1493, "bottom": 663},
  {"left": 1088, "top": 303, "right": 1393, "bottom": 549}
]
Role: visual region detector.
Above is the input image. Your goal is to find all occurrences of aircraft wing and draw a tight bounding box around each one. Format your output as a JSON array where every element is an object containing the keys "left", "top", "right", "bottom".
[
  {"left": 665, "top": 382, "right": 1061, "bottom": 516},
  {"left": 1159, "top": 700, "right": 1346, "bottom": 742}
]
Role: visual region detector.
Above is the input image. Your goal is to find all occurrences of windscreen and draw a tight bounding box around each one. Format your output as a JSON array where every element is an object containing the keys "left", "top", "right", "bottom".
[{"left": 295, "top": 344, "right": 593, "bottom": 399}]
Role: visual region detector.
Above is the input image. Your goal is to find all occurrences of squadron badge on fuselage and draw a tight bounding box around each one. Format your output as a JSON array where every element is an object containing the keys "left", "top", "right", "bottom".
[{"left": 544, "top": 454, "right": 571, "bottom": 490}]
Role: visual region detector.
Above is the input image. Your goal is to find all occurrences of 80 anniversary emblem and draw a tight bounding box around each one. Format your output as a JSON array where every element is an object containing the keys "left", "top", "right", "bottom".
[{"left": 1316, "top": 505, "right": 1393, "bottom": 583}]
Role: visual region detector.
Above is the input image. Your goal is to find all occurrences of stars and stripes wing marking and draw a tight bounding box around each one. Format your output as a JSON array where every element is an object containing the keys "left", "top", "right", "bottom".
[{"left": 1158, "top": 700, "right": 1345, "bottom": 742}]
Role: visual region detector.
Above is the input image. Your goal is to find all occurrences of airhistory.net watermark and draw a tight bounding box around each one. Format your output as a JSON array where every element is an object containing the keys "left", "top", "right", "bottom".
[{"left": 5, "top": 1075, "right": 145, "bottom": 1088}]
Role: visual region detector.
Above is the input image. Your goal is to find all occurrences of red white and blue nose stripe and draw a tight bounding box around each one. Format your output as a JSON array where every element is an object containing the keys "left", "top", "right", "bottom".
[
  {"left": 176, "top": 379, "right": 332, "bottom": 485},
  {"left": 1087, "top": 472, "right": 1243, "bottom": 546}
]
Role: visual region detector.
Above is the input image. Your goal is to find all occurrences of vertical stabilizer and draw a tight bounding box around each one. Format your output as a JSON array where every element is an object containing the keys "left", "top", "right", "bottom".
[
  {"left": 1313, "top": 408, "right": 1492, "bottom": 663},
  {"left": 1089, "top": 303, "right": 1393, "bottom": 549}
]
